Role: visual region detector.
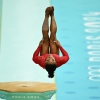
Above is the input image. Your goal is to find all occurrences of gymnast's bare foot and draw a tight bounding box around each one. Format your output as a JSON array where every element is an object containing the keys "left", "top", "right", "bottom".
[
  {"left": 50, "top": 6, "right": 54, "bottom": 16},
  {"left": 45, "top": 7, "right": 53, "bottom": 17}
]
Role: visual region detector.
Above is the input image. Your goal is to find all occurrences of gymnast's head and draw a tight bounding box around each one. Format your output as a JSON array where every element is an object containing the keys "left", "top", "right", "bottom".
[{"left": 45, "top": 54, "right": 57, "bottom": 78}]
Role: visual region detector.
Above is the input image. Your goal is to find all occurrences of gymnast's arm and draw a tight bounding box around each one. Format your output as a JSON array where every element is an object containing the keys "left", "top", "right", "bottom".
[
  {"left": 59, "top": 46, "right": 69, "bottom": 64},
  {"left": 54, "top": 40, "right": 69, "bottom": 62},
  {"left": 32, "top": 46, "right": 41, "bottom": 64}
]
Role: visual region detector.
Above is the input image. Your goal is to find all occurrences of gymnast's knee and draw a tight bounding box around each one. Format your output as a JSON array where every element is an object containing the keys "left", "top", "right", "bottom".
[
  {"left": 50, "top": 35, "right": 56, "bottom": 41},
  {"left": 43, "top": 37, "right": 50, "bottom": 42}
]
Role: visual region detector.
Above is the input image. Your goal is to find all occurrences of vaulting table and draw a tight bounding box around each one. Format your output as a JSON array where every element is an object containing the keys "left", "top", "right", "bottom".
[{"left": 0, "top": 82, "right": 56, "bottom": 100}]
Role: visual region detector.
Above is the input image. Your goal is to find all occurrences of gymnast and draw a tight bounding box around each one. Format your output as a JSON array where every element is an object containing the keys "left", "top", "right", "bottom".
[{"left": 32, "top": 6, "right": 69, "bottom": 78}]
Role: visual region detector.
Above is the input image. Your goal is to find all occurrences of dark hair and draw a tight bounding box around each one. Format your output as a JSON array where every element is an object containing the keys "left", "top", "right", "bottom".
[{"left": 45, "top": 64, "right": 57, "bottom": 78}]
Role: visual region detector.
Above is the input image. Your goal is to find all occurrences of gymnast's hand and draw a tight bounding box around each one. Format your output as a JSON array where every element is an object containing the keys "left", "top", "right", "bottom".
[
  {"left": 39, "top": 39, "right": 44, "bottom": 46},
  {"left": 54, "top": 40, "right": 61, "bottom": 47}
]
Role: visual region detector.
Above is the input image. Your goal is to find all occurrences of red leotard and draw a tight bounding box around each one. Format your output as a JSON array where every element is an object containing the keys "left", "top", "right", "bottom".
[{"left": 32, "top": 46, "right": 69, "bottom": 68}]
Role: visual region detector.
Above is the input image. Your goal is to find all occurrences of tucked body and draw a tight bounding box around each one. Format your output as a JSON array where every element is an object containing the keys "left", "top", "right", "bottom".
[{"left": 32, "top": 6, "right": 69, "bottom": 78}]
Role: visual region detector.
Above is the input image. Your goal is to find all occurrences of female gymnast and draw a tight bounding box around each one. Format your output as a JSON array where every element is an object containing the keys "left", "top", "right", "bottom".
[{"left": 32, "top": 6, "right": 69, "bottom": 78}]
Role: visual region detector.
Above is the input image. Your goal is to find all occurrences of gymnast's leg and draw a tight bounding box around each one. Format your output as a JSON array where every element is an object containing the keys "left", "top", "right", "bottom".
[
  {"left": 40, "top": 7, "right": 52, "bottom": 56},
  {"left": 50, "top": 7, "right": 59, "bottom": 55}
]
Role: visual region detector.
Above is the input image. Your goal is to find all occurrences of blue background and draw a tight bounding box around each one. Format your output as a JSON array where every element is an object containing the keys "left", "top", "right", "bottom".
[{"left": 51, "top": 0, "right": 100, "bottom": 100}]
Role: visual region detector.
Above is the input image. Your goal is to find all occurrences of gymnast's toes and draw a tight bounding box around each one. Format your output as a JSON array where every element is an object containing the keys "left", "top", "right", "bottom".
[{"left": 45, "top": 6, "right": 53, "bottom": 15}]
